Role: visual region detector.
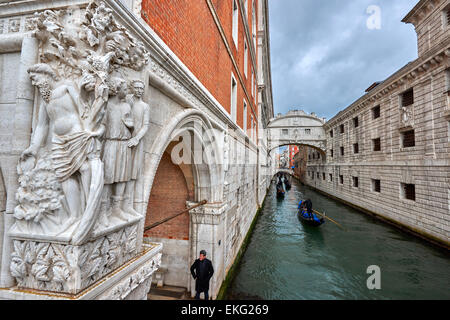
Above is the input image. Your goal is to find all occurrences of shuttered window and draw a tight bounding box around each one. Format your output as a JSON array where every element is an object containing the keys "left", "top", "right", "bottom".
[
  {"left": 372, "top": 105, "right": 380, "bottom": 119},
  {"left": 402, "top": 130, "right": 415, "bottom": 148},
  {"left": 401, "top": 89, "right": 414, "bottom": 107},
  {"left": 402, "top": 183, "right": 415, "bottom": 201},
  {"left": 373, "top": 138, "right": 381, "bottom": 151}
]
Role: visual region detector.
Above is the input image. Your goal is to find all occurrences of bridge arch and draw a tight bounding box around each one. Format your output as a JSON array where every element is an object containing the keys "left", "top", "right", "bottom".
[{"left": 267, "top": 110, "right": 327, "bottom": 154}]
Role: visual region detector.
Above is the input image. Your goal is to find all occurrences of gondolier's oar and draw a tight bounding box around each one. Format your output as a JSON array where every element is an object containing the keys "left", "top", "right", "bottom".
[{"left": 313, "top": 209, "right": 346, "bottom": 231}]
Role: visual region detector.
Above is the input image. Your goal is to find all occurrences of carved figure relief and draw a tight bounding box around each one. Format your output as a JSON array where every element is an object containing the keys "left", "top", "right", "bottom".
[
  {"left": 11, "top": 1, "right": 150, "bottom": 255},
  {"left": 401, "top": 106, "right": 413, "bottom": 127}
]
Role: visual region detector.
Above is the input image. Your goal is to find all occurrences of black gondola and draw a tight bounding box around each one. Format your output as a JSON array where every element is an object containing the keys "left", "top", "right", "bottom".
[
  {"left": 276, "top": 184, "right": 285, "bottom": 198},
  {"left": 284, "top": 179, "right": 291, "bottom": 190},
  {"left": 297, "top": 200, "right": 324, "bottom": 227}
]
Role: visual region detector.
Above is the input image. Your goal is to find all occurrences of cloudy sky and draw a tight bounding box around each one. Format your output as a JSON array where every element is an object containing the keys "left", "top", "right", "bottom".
[{"left": 268, "top": 0, "right": 419, "bottom": 120}]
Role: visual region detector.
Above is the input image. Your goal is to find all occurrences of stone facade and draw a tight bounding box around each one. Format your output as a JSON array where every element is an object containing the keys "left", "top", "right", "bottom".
[
  {"left": 0, "top": 0, "right": 275, "bottom": 300},
  {"left": 304, "top": 0, "right": 450, "bottom": 247}
]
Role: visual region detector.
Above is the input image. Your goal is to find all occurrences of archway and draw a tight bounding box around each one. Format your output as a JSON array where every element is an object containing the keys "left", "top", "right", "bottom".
[
  {"left": 141, "top": 109, "right": 223, "bottom": 291},
  {"left": 269, "top": 143, "right": 326, "bottom": 184}
]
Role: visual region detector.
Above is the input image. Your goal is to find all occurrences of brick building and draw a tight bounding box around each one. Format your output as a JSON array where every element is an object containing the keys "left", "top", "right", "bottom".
[{"left": 289, "top": 145, "right": 299, "bottom": 168}]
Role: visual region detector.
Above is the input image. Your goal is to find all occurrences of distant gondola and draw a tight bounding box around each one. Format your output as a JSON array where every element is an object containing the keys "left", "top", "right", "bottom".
[
  {"left": 284, "top": 179, "right": 291, "bottom": 190},
  {"left": 297, "top": 200, "right": 324, "bottom": 227},
  {"left": 276, "top": 184, "right": 285, "bottom": 198}
]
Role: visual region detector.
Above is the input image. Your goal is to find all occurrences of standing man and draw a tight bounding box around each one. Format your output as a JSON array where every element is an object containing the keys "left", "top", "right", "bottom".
[
  {"left": 190, "top": 250, "right": 214, "bottom": 300},
  {"left": 126, "top": 80, "right": 150, "bottom": 215},
  {"left": 102, "top": 77, "right": 134, "bottom": 222}
]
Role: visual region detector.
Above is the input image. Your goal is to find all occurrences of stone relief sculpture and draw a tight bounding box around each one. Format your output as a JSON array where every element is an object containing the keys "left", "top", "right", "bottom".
[
  {"left": 401, "top": 106, "right": 413, "bottom": 127},
  {"left": 101, "top": 77, "right": 135, "bottom": 223},
  {"left": 127, "top": 80, "right": 150, "bottom": 214},
  {"left": 9, "top": 2, "right": 151, "bottom": 294}
]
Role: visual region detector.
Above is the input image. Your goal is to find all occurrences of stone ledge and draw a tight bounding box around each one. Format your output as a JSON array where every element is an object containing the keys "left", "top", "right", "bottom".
[{"left": 0, "top": 242, "right": 163, "bottom": 300}]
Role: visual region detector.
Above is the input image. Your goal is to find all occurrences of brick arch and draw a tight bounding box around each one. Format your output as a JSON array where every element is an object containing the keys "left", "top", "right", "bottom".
[{"left": 144, "top": 151, "right": 192, "bottom": 240}]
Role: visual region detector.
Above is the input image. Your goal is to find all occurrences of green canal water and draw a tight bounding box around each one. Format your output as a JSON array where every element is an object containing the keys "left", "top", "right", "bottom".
[{"left": 227, "top": 178, "right": 450, "bottom": 300}]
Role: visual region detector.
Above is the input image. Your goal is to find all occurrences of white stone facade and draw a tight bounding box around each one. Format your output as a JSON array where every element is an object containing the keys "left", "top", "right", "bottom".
[{"left": 304, "top": 0, "right": 450, "bottom": 247}]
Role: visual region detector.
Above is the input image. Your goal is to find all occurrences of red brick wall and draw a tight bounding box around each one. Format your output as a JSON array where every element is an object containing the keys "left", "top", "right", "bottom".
[
  {"left": 144, "top": 152, "right": 191, "bottom": 240},
  {"left": 293, "top": 147, "right": 308, "bottom": 181},
  {"left": 141, "top": 0, "right": 258, "bottom": 135}
]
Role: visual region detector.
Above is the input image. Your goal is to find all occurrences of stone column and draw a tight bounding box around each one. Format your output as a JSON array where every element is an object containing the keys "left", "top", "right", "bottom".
[{"left": 0, "top": 35, "right": 38, "bottom": 287}]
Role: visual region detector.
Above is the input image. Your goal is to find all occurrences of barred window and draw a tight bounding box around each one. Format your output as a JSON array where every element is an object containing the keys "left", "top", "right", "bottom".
[
  {"left": 352, "top": 176, "right": 359, "bottom": 188},
  {"left": 372, "top": 179, "right": 381, "bottom": 193},
  {"left": 401, "top": 183, "right": 415, "bottom": 201},
  {"left": 401, "top": 89, "right": 414, "bottom": 107},
  {"left": 372, "top": 105, "right": 381, "bottom": 119},
  {"left": 402, "top": 130, "right": 415, "bottom": 148},
  {"left": 373, "top": 138, "right": 381, "bottom": 151}
]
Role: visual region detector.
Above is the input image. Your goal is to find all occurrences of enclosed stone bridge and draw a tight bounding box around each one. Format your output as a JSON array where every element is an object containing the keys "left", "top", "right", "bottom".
[{"left": 267, "top": 110, "right": 327, "bottom": 154}]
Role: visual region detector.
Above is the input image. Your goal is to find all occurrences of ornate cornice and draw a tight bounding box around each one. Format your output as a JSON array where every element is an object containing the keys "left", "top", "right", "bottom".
[{"left": 325, "top": 38, "right": 450, "bottom": 129}]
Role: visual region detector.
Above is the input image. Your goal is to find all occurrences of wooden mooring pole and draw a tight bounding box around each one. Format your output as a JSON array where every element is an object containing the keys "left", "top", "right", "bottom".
[{"left": 144, "top": 200, "right": 208, "bottom": 232}]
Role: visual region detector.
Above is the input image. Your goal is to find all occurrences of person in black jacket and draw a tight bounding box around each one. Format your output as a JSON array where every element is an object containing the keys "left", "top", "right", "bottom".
[
  {"left": 190, "top": 250, "right": 214, "bottom": 300},
  {"left": 304, "top": 199, "right": 313, "bottom": 218}
]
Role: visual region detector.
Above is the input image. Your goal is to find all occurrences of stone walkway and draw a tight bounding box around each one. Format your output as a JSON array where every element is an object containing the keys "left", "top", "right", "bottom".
[{"left": 147, "top": 284, "right": 192, "bottom": 300}]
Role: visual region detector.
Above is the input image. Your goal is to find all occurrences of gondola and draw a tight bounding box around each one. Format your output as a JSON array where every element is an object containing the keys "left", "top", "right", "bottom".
[
  {"left": 297, "top": 200, "right": 325, "bottom": 227},
  {"left": 276, "top": 185, "right": 285, "bottom": 198},
  {"left": 284, "top": 179, "right": 291, "bottom": 190}
]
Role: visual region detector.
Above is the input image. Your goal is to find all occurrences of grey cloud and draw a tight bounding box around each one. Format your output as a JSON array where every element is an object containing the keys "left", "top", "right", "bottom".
[{"left": 268, "top": 0, "right": 418, "bottom": 120}]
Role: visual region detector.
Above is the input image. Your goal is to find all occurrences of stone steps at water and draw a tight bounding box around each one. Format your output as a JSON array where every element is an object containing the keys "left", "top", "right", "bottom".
[{"left": 147, "top": 284, "right": 191, "bottom": 300}]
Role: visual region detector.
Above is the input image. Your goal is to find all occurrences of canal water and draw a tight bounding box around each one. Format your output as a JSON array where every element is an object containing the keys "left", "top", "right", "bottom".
[{"left": 227, "top": 177, "right": 450, "bottom": 300}]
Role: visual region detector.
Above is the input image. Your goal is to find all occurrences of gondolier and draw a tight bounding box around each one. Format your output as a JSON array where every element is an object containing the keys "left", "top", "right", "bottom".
[{"left": 298, "top": 199, "right": 324, "bottom": 227}]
